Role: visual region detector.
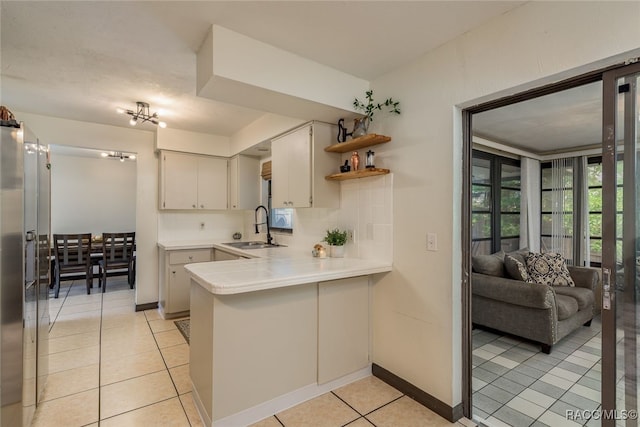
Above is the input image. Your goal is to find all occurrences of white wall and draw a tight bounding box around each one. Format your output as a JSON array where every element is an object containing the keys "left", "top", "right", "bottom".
[
  {"left": 368, "top": 1, "right": 640, "bottom": 409},
  {"left": 50, "top": 152, "right": 136, "bottom": 235}
]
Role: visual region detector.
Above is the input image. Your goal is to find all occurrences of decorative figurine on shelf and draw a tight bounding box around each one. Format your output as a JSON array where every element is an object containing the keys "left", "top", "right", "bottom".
[
  {"left": 336, "top": 118, "right": 352, "bottom": 143},
  {"left": 340, "top": 160, "right": 351, "bottom": 173},
  {"left": 365, "top": 150, "right": 375, "bottom": 168},
  {"left": 350, "top": 151, "right": 360, "bottom": 171}
]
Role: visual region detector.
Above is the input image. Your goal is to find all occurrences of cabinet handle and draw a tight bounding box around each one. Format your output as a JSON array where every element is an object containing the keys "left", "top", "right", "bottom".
[
  {"left": 188, "top": 256, "right": 193, "bottom": 261},
  {"left": 172, "top": 271, "right": 176, "bottom": 275},
  {"left": 192, "top": 204, "right": 196, "bottom": 208},
  {"left": 200, "top": 204, "right": 204, "bottom": 208}
]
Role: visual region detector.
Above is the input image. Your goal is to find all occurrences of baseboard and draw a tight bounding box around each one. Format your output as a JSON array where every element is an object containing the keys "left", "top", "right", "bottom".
[
  {"left": 372, "top": 363, "right": 463, "bottom": 423},
  {"left": 135, "top": 302, "right": 158, "bottom": 312},
  {"left": 212, "top": 366, "right": 372, "bottom": 427}
]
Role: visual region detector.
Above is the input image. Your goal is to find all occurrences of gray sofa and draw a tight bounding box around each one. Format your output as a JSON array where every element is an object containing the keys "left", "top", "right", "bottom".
[{"left": 472, "top": 256, "right": 599, "bottom": 354}]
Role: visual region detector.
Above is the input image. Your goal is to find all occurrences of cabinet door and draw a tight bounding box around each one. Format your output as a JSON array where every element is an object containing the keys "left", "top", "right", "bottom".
[
  {"left": 271, "top": 125, "right": 311, "bottom": 208},
  {"left": 271, "top": 135, "right": 290, "bottom": 208},
  {"left": 229, "top": 156, "right": 239, "bottom": 209},
  {"left": 287, "top": 127, "right": 312, "bottom": 208},
  {"left": 162, "top": 152, "right": 198, "bottom": 209},
  {"left": 168, "top": 265, "right": 190, "bottom": 313},
  {"left": 197, "top": 156, "right": 227, "bottom": 210},
  {"left": 229, "top": 155, "right": 260, "bottom": 210},
  {"left": 318, "top": 276, "right": 369, "bottom": 384}
]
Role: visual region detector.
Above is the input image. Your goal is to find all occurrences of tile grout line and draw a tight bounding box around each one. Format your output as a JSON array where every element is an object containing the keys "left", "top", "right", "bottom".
[
  {"left": 147, "top": 312, "right": 195, "bottom": 425},
  {"left": 97, "top": 280, "right": 104, "bottom": 426},
  {"left": 473, "top": 324, "right": 602, "bottom": 426},
  {"left": 330, "top": 390, "right": 366, "bottom": 417},
  {"left": 273, "top": 414, "right": 286, "bottom": 426}
]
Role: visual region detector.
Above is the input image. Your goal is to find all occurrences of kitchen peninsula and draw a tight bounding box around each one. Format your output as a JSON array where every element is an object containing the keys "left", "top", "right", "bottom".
[{"left": 177, "top": 241, "right": 391, "bottom": 427}]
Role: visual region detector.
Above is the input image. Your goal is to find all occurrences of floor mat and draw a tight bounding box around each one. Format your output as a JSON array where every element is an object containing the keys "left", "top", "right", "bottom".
[{"left": 174, "top": 319, "right": 190, "bottom": 344}]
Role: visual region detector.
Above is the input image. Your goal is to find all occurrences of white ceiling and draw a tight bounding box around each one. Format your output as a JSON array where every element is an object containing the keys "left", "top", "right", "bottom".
[
  {"left": 473, "top": 81, "right": 603, "bottom": 155},
  {"left": 1, "top": 1, "right": 525, "bottom": 137}
]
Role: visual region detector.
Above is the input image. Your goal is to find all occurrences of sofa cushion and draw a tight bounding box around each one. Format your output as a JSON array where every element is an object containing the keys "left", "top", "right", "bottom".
[
  {"left": 556, "top": 294, "right": 579, "bottom": 320},
  {"left": 554, "top": 286, "right": 595, "bottom": 311},
  {"left": 526, "top": 252, "right": 575, "bottom": 287},
  {"left": 504, "top": 254, "right": 532, "bottom": 282},
  {"left": 472, "top": 251, "right": 505, "bottom": 277},
  {"left": 506, "top": 248, "right": 529, "bottom": 265}
]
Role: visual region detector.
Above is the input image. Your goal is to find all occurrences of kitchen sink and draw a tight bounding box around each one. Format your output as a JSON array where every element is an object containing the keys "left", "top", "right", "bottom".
[{"left": 223, "top": 241, "right": 286, "bottom": 250}]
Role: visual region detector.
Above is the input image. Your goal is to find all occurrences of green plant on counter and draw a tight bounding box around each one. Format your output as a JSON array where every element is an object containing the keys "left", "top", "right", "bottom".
[{"left": 323, "top": 228, "right": 348, "bottom": 246}]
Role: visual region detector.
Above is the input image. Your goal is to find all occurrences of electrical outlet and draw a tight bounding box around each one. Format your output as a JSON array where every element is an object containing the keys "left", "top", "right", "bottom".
[
  {"left": 347, "top": 229, "right": 355, "bottom": 242},
  {"left": 427, "top": 233, "right": 437, "bottom": 251}
]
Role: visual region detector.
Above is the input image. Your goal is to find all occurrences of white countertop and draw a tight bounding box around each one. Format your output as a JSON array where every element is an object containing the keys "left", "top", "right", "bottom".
[{"left": 159, "top": 240, "right": 392, "bottom": 295}]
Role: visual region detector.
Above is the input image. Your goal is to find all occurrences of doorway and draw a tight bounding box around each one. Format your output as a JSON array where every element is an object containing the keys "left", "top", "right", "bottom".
[
  {"left": 48, "top": 145, "right": 137, "bottom": 301},
  {"left": 600, "top": 62, "right": 640, "bottom": 426},
  {"left": 463, "top": 62, "right": 640, "bottom": 426}
]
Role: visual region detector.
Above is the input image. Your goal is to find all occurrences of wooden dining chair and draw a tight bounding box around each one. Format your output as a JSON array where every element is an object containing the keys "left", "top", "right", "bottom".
[
  {"left": 98, "top": 232, "right": 135, "bottom": 292},
  {"left": 52, "top": 233, "right": 92, "bottom": 298}
]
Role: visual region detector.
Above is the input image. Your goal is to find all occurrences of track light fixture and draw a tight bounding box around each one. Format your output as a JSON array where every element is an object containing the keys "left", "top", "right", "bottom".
[
  {"left": 116, "top": 101, "right": 166, "bottom": 128},
  {"left": 101, "top": 151, "right": 136, "bottom": 162}
]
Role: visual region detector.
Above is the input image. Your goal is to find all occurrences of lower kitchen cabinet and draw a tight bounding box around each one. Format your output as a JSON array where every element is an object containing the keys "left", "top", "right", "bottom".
[
  {"left": 159, "top": 248, "right": 213, "bottom": 318},
  {"left": 189, "top": 274, "right": 372, "bottom": 424},
  {"left": 318, "top": 276, "right": 370, "bottom": 384}
]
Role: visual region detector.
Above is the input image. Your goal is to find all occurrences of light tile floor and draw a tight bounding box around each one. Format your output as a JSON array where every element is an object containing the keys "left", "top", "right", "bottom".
[
  {"left": 472, "top": 316, "right": 603, "bottom": 427},
  {"left": 34, "top": 278, "right": 475, "bottom": 427}
]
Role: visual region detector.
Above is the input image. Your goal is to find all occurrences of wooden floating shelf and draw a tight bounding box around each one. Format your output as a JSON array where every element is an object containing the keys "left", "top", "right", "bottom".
[
  {"left": 324, "top": 134, "right": 391, "bottom": 153},
  {"left": 325, "top": 168, "right": 390, "bottom": 181}
]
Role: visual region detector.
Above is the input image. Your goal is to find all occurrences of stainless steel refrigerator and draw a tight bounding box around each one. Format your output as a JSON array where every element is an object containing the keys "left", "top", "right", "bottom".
[{"left": 0, "top": 121, "right": 50, "bottom": 426}]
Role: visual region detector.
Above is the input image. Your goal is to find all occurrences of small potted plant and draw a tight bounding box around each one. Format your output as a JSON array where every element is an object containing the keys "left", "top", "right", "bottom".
[
  {"left": 352, "top": 90, "right": 400, "bottom": 137},
  {"left": 323, "top": 228, "right": 348, "bottom": 258}
]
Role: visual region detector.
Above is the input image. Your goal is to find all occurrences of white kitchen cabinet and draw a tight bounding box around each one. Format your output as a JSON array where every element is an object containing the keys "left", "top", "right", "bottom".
[
  {"left": 317, "top": 276, "right": 369, "bottom": 384},
  {"left": 160, "top": 151, "right": 228, "bottom": 210},
  {"left": 271, "top": 122, "right": 339, "bottom": 208},
  {"left": 228, "top": 155, "right": 260, "bottom": 210},
  {"left": 159, "top": 248, "right": 213, "bottom": 318}
]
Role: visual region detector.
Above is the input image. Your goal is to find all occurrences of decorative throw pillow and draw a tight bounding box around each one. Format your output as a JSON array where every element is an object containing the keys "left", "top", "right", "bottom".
[
  {"left": 526, "top": 252, "right": 575, "bottom": 286},
  {"left": 504, "top": 254, "right": 533, "bottom": 282},
  {"left": 471, "top": 251, "right": 505, "bottom": 277},
  {"left": 506, "top": 248, "right": 529, "bottom": 266}
]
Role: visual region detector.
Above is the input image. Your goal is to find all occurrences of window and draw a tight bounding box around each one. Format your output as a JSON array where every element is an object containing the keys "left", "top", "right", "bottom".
[
  {"left": 267, "top": 180, "right": 293, "bottom": 233},
  {"left": 540, "top": 156, "right": 622, "bottom": 267},
  {"left": 471, "top": 150, "right": 521, "bottom": 255},
  {"left": 586, "top": 156, "right": 623, "bottom": 267},
  {"left": 540, "top": 161, "right": 574, "bottom": 263}
]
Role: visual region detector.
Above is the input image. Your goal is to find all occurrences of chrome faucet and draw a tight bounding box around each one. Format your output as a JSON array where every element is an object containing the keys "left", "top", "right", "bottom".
[{"left": 254, "top": 205, "right": 273, "bottom": 245}]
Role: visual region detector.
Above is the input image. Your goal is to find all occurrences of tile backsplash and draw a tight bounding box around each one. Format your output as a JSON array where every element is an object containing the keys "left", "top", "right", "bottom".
[
  {"left": 246, "top": 174, "right": 393, "bottom": 263},
  {"left": 158, "top": 174, "right": 393, "bottom": 263},
  {"left": 339, "top": 174, "right": 393, "bottom": 262},
  {"left": 158, "top": 211, "right": 244, "bottom": 242}
]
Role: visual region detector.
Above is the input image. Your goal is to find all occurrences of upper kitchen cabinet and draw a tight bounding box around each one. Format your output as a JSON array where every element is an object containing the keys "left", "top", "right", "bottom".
[
  {"left": 271, "top": 122, "right": 339, "bottom": 208},
  {"left": 228, "top": 155, "right": 260, "bottom": 210},
  {"left": 160, "top": 151, "right": 228, "bottom": 210}
]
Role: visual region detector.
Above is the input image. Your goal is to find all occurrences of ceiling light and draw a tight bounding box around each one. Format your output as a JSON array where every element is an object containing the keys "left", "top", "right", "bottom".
[
  {"left": 102, "top": 151, "right": 136, "bottom": 162},
  {"left": 116, "top": 101, "right": 167, "bottom": 128}
]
